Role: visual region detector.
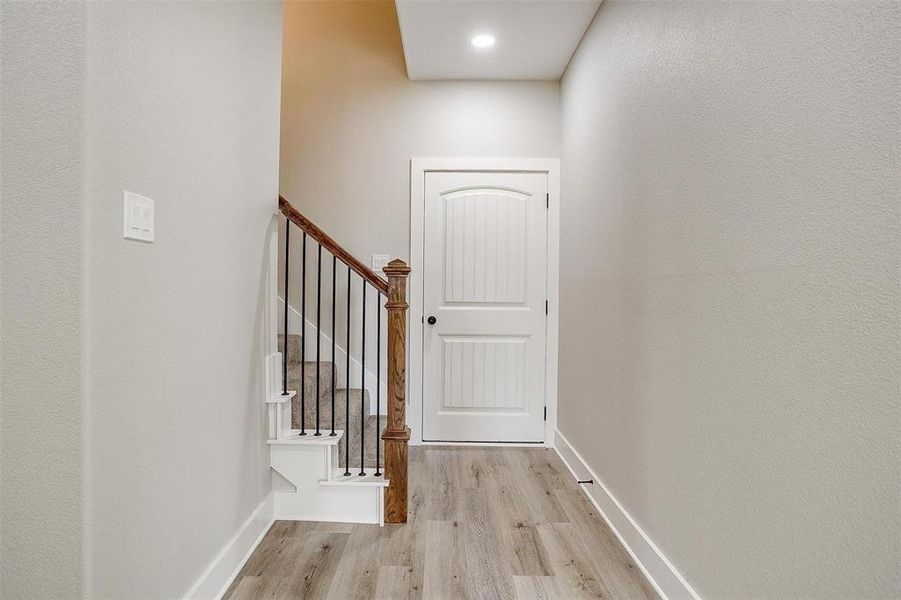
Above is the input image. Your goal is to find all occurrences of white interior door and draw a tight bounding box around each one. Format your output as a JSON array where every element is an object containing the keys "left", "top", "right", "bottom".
[{"left": 422, "top": 171, "right": 547, "bottom": 442}]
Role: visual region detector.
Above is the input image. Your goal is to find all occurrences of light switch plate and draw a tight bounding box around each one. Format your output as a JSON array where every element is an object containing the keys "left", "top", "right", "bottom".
[
  {"left": 371, "top": 254, "right": 390, "bottom": 273},
  {"left": 123, "top": 191, "right": 154, "bottom": 242}
]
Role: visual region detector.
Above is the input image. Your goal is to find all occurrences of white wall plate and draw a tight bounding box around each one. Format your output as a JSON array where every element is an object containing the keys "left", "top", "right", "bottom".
[
  {"left": 371, "top": 254, "right": 390, "bottom": 273},
  {"left": 123, "top": 191, "right": 154, "bottom": 242}
]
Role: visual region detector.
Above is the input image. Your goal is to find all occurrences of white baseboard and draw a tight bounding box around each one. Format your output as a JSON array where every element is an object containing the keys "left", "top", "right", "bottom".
[
  {"left": 554, "top": 429, "right": 701, "bottom": 600},
  {"left": 183, "top": 494, "right": 275, "bottom": 600}
]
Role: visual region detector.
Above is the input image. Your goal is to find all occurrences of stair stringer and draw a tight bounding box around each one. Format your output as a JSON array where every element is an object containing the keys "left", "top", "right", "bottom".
[{"left": 268, "top": 433, "right": 386, "bottom": 525}]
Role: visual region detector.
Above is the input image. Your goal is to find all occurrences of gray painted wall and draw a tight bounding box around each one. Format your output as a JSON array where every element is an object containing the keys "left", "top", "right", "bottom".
[
  {"left": 279, "top": 0, "right": 560, "bottom": 375},
  {"left": 1, "top": 4, "right": 86, "bottom": 597},
  {"left": 559, "top": 1, "right": 900, "bottom": 598},
  {"left": 84, "top": 2, "right": 282, "bottom": 597},
  {"left": 1, "top": 2, "right": 282, "bottom": 597},
  {"left": 280, "top": 0, "right": 560, "bottom": 265}
]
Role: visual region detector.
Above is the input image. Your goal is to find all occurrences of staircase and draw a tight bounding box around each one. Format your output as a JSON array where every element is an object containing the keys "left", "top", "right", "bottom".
[
  {"left": 278, "top": 333, "right": 382, "bottom": 469},
  {"left": 267, "top": 196, "right": 411, "bottom": 526}
]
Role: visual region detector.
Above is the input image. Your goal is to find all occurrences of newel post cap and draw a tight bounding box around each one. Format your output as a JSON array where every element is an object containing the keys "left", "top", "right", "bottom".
[{"left": 383, "top": 259, "right": 411, "bottom": 276}]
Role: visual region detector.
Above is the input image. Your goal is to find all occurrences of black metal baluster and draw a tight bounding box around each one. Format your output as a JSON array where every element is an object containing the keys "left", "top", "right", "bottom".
[
  {"left": 360, "top": 281, "right": 367, "bottom": 476},
  {"left": 282, "top": 221, "right": 290, "bottom": 397},
  {"left": 300, "top": 232, "right": 307, "bottom": 436},
  {"left": 344, "top": 266, "right": 351, "bottom": 476},
  {"left": 330, "top": 255, "right": 337, "bottom": 436},
  {"left": 315, "top": 244, "right": 322, "bottom": 436},
  {"left": 374, "top": 293, "right": 382, "bottom": 477}
]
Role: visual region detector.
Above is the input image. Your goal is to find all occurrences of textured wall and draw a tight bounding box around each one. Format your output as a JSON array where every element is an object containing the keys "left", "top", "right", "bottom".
[
  {"left": 2, "top": 3, "right": 281, "bottom": 596},
  {"left": 559, "top": 1, "right": 900, "bottom": 598},
  {"left": 279, "top": 0, "right": 560, "bottom": 375},
  {"left": 280, "top": 0, "right": 560, "bottom": 264},
  {"left": 0, "top": 4, "right": 86, "bottom": 597},
  {"left": 83, "top": 2, "right": 282, "bottom": 597}
]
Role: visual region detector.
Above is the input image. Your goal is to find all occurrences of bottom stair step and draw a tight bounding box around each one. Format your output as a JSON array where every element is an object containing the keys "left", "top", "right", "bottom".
[
  {"left": 321, "top": 469, "right": 388, "bottom": 487},
  {"left": 338, "top": 410, "right": 383, "bottom": 470},
  {"left": 270, "top": 432, "right": 385, "bottom": 525}
]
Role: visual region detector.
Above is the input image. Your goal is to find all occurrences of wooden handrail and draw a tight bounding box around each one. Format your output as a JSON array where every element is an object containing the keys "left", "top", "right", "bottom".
[{"left": 279, "top": 196, "right": 388, "bottom": 295}]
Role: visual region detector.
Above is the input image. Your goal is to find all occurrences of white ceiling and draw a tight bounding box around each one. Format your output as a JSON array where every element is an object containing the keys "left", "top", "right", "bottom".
[{"left": 395, "top": 0, "right": 601, "bottom": 81}]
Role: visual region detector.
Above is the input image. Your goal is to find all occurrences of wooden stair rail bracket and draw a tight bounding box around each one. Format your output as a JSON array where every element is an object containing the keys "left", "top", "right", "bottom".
[{"left": 382, "top": 258, "right": 411, "bottom": 524}]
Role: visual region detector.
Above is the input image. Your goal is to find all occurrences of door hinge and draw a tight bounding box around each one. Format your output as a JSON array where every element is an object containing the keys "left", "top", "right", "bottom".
[
  {"left": 544, "top": 406, "right": 547, "bottom": 421},
  {"left": 546, "top": 193, "right": 549, "bottom": 209},
  {"left": 545, "top": 300, "right": 548, "bottom": 315}
]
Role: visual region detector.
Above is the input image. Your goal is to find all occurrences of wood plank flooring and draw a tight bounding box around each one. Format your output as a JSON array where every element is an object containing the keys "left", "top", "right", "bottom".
[{"left": 223, "top": 446, "right": 658, "bottom": 600}]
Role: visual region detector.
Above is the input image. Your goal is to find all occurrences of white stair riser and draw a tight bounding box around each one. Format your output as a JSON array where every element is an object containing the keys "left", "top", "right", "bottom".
[{"left": 269, "top": 443, "right": 383, "bottom": 525}]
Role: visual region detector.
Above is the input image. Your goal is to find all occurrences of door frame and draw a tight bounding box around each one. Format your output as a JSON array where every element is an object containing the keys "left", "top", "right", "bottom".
[{"left": 408, "top": 157, "right": 560, "bottom": 448}]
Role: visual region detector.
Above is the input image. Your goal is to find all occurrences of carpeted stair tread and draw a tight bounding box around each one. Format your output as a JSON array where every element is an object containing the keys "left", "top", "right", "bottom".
[
  {"left": 278, "top": 333, "right": 384, "bottom": 469},
  {"left": 338, "top": 413, "right": 382, "bottom": 472},
  {"left": 286, "top": 363, "right": 332, "bottom": 421},
  {"left": 277, "top": 333, "right": 302, "bottom": 366},
  {"left": 291, "top": 387, "right": 384, "bottom": 470}
]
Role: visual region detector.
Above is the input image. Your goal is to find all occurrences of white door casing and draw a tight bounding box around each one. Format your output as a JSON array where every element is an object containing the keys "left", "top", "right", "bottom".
[
  {"left": 422, "top": 171, "right": 548, "bottom": 442},
  {"left": 410, "top": 158, "right": 561, "bottom": 447}
]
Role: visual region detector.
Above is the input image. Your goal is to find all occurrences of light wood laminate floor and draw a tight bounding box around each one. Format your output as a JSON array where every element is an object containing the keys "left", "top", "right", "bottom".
[{"left": 224, "top": 446, "right": 658, "bottom": 599}]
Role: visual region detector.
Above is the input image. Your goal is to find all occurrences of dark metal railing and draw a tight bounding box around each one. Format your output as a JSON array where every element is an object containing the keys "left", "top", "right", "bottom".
[
  {"left": 282, "top": 220, "right": 290, "bottom": 397},
  {"left": 315, "top": 243, "right": 322, "bottom": 436},
  {"left": 279, "top": 196, "right": 410, "bottom": 522},
  {"left": 282, "top": 217, "right": 386, "bottom": 470},
  {"left": 360, "top": 281, "right": 367, "bottom": 476},
  {"left": 300, "top": 232, "right": 307, "bottom": 435},
  {"left": 344, "top": 266, "right": 351, "bottom": 476},
  {"left": 330, "top": 255, "right": 337, "bottom": 437},
  {"left": 375, "top": 293, "right": 382, "bottom": 476}
]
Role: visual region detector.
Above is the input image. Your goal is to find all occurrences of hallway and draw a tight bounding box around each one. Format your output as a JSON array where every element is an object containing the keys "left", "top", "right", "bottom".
[{"left": 224, "top": 446, "right": 657, "bottom": 599}]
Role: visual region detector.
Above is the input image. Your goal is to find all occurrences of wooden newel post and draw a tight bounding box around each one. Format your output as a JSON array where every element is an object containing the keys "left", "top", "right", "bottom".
[{"left": 382, "top": 259, "right": 411, "bottom": 524}]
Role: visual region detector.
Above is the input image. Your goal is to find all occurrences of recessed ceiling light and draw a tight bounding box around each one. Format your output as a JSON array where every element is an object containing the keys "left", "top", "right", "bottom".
[{"left": 471, "top": 34, "right": 496, "bottom": 49}]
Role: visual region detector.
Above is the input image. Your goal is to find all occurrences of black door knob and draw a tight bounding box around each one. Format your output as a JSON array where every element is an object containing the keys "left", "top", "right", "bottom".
[{"left": 427, "top": 316, "right": 437, "bottom": 325}]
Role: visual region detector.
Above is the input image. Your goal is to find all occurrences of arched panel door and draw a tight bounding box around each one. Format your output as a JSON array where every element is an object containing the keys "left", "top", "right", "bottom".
[{"left": 422, "top": 171, "right": 547, "bottom": 442}]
